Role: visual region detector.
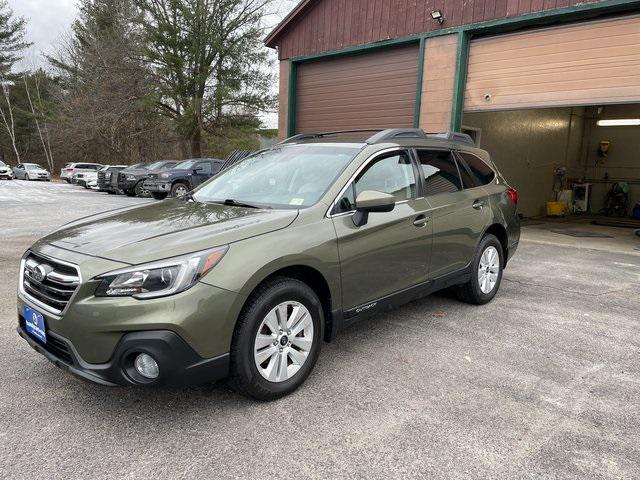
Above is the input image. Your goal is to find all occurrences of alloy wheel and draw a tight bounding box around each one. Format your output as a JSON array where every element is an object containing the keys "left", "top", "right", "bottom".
[
  {"left": 253, "top": 301, "right": 314, "bottom": 383},
  {"left": 173, "top": 184, "right": 187, "bottom": 197},
  {"left": 478, "top": 246, "right": 500, "bottom": 294}
]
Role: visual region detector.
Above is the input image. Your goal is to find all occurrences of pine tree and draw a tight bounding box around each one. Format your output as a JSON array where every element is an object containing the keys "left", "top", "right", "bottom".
[{"left": 0, "top": 0, "right": 31, "bottom": 76}]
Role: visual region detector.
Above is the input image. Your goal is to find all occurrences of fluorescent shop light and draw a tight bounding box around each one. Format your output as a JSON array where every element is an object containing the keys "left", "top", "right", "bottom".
[{"left": 596, "top": 119, "right": 640, "bottom": 127}]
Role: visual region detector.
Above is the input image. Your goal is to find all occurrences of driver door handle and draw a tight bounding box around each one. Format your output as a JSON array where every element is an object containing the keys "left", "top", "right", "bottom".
[{"left": 413, "top": 215, "right": 430, "bottom": 227}]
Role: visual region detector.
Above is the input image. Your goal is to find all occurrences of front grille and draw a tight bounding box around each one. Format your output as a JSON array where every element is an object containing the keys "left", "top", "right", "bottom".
[
  {"left": 22, "top": 252, "right": 80, "bottom": 314},
  {"left": 19, "top": 316, "right": 74, "bottom": 365}
]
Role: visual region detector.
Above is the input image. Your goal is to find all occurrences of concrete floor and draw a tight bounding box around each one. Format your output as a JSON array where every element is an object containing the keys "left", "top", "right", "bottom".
[{"left": 1, "top": 180, "right": 639, "bottom": 479}]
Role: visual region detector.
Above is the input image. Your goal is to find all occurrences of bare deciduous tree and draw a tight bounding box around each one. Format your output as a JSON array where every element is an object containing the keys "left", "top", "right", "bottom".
[{"left": 0, "top": 78, "right": 20, "bottom": 163}]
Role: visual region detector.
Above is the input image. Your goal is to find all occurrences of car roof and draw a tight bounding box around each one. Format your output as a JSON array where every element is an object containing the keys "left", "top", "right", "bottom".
[{"left": 278, "top": 128, "right": 490, "bottom": 158}]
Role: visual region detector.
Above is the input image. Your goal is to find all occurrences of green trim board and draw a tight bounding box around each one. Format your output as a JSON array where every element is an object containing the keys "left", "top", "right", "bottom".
[
  {"left": 450, "top": 31, "right": 470, "bottom": 132},
  {"left": 283, "top": 0, "right": 640, "bottom": 134},
  {"left": 413, "top": 37, "right": 426, "bottom": 128},
  {"left": 286, "top": 60, "right": 297, "bottom": 137}
]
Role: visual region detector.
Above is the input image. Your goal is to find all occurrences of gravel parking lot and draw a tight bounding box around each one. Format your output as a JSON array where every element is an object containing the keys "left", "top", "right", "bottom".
[{"left": 1, "top": 180, "right": 639, "bottom": 479}]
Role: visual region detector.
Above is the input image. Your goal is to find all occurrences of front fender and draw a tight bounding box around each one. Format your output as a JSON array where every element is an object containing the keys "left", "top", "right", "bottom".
[{"left": 200, "top": 215, "right": 342, "bottom": 312}]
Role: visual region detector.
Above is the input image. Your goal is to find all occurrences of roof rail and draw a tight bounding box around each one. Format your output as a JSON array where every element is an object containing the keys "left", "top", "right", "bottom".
[
  {"left": 279, "top": 128, "right": 384, "bottom": 144},
  {"left": 365, "top": 128, "right": 427, "bottom": 144},
  {"left": 426, "top": 131, "right": 475, "bottom": 146}
]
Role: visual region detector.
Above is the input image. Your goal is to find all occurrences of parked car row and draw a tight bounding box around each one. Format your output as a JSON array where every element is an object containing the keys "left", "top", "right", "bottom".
[
  {"left": 0, "top": 162, "right": 52, "bottom": 181},
  {"left": 64, "top": 158, "right": 226, "bottom": 200}
]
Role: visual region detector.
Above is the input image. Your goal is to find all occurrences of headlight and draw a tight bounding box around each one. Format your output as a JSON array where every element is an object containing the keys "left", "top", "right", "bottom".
[
  {"left": 125, "top": 174, "right": 136, "bottom": 180},
  {"left": 94, "top": 246, "right": 228, "bottom": 299},
  {"left": 160, "top": 173, "right": 170, "bottom": 179}
]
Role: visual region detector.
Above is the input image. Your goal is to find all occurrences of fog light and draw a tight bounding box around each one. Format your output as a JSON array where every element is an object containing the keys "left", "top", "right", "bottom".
[{"left": 134, "top": 353, "right": 159, "bottom": 379}]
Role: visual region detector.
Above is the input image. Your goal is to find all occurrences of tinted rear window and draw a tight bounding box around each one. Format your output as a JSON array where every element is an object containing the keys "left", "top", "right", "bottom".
[
  {"left": 457, "top": 152, "right": 495, "bottom": 187},
  {"left": 416, "top": 150, "right": 462, "bottom": 195}
]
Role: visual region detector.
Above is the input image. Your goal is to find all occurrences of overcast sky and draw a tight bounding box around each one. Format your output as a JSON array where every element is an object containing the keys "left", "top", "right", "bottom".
[{"left": 8, "top": 0, "right": 297, "bottom": 128}]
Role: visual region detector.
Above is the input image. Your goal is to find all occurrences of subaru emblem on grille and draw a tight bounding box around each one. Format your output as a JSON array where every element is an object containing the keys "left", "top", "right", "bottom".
[{"left": 32, "top": 264, "right": 52, "bottom": 282}]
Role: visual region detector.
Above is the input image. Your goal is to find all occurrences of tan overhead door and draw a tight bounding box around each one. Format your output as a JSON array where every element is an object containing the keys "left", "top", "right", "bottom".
[
  {"left": 464, "top": 15, "right": 640, "bottom": 112},
  {"left": 295, "top": 44, "right": 419, "bottom": 133}
]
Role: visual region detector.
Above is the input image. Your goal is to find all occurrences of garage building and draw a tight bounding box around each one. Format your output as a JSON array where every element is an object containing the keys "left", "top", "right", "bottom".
[{"left": 265, "top": 0, "right": 640, "bottom": 217}]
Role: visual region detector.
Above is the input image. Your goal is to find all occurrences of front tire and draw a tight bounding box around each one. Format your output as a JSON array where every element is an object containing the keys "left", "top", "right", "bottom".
[
  {"left": 457, "top": 234, "right": 504, "bottom": 305},
  {"left": 170, "top": 182, "right": 189, "bottom": 198},
  {"left": 229, "top": 277, "right": 323, "bottom": 401},
  {"left": 134, "top": 181, "right": 150, "bottom": 197}
]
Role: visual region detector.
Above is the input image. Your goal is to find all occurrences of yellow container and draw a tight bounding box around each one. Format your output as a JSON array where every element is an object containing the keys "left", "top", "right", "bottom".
[{"left": 546, "top": 201, "right": 568, "bottom": 216}]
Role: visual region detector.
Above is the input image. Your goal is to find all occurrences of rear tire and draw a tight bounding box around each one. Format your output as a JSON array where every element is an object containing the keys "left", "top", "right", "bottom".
[
  {"left": 457, "top": 234, "right": 504, "bottom": 305},
  {"left": 229, "top": 277, "right": 323, "bottom": 401},
  {"left": 151, "top": 192, "right": 168, "bottom": 200}
]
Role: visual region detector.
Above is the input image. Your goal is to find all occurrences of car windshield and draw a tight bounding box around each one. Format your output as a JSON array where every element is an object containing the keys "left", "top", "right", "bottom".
[
  {"left": 174, "top": 159, "right": 198, "bottom": 170},
  {"left": 193, "top": 144, "right": 361, "bottom": 209},
  {"left": 0, "top": 160, "right": 6, "bottom": 167},
  {"left": 146, "top": 161, "right": 166, "bottom": 170},
  {"left": 25, "top": 164, "right": 42, "bottom": 170}
]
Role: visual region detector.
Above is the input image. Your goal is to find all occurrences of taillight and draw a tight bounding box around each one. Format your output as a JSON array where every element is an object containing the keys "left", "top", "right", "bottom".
[
  {"left": 66, "top": 167, "right": 73, "bottom": 171},
  {"left": 506, "top": 188, "right": 518, "bottom": 205}
]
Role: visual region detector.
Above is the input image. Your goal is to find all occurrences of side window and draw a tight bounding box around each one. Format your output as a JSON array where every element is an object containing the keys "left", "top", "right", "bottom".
[
  {"left": 458, "top": 152, "right": 496, "bottom": 186},
  {"left": 211, "top": 162, "right": 223, "bottom": 174},
  {"left": 334, "top": 151, "right": 416, "bottom": 213},
  {"left": 416, "top": 150, "right": 462, "bottom": 195},
  {"left": 197, "top": 161, "right": 212, "bottom": 174}
]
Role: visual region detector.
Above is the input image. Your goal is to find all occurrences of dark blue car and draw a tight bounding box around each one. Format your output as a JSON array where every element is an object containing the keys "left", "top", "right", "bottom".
[{"left": 143, "top": 158, "right": 224, "bottom": 200}]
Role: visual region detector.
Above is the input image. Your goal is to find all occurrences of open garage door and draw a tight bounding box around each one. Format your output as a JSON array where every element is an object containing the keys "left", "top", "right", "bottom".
[
  {"left": 464, "top": 15, "right": 640, "bottom": 112},
  {"left": 295, "top": 44, "right": 419, "bottom": 133}
]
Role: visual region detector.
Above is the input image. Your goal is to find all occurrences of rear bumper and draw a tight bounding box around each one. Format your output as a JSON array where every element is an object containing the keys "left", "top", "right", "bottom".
[{"left": 17, "top": 325, "right": 230, "bottom": 387}]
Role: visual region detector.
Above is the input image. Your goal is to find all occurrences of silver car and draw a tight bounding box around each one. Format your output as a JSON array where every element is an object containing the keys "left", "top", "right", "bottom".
[
  {"left": 13, "top": 163, "right": 51, "bottom": 181},
  {"left": 0, "top": 160, "right": 13, "bottom": 179}
]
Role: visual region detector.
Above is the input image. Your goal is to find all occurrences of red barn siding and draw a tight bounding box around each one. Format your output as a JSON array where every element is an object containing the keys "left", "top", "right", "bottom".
[{"left": 269, "top": 0, "right": 605, "bottom": 59}]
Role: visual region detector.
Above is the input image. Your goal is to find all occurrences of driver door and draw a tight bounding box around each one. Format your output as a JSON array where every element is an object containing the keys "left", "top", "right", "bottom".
[
  {"left": 192, "top": 161, "right": 213, "bottom": 188},
  {"left": 331, "top": 150, "right": 433, "bottom": 311}
]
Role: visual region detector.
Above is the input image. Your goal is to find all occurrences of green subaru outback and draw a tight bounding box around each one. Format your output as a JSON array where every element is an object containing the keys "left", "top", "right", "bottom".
[{"left": 17, "top": 129, "right": 519, "bottom": 400}]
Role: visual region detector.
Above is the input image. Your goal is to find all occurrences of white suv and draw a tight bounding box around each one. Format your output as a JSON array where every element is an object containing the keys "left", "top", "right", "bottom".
[
  {"left": 0, "top": 160, "right": 13, "bottom": 180},
  {"left": 65, "top": 163, "right": 103, "bottom": 184}
]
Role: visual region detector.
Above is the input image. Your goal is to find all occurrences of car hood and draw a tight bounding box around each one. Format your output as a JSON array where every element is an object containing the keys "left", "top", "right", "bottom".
[
  {"left": 120, "top": 168, "right": 149, "bottom": 176},
  {"left": 41, "top": 200, "right": 298, "bottom": 265}
]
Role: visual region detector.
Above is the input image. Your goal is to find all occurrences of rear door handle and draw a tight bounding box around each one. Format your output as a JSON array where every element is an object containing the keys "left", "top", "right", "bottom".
[
  {"left": 413, "top": 215, "right": 430, "bottom": 227},
  {"left": 472, "top": 200, "right": 486, "bottom": 210}
]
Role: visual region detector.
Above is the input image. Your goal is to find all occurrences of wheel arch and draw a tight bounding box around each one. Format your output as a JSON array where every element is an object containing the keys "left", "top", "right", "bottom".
[
  {"left": 172, "top": 178, "right": 191, "bottom": 190},
  {"left": 241, "top": 262, "right": 339, "bottom": 343},
  {"left": 483, "top": 223, "right": 509, "bottom": 265}
]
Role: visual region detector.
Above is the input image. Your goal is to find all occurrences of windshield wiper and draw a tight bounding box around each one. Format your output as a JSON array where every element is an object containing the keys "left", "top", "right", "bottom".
[
  {"left": 178, "top": 191, "right": 195, "bottom": 202},
  {"left": 223, "top": 199, "right": 261, "bottom": 209}
]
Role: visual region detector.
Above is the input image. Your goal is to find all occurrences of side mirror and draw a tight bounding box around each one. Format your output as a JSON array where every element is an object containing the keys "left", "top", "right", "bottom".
[
  {"left": 352, "top": 190, "right": 395, "bottom": 227},
  {"left": 193, "top": 166, "right": 204, "bottom": 173}
]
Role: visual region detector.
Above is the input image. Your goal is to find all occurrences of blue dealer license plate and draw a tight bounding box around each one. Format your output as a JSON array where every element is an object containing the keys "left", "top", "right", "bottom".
[{"left": 24, "top": 305, "right": 46, "bottom": 344}]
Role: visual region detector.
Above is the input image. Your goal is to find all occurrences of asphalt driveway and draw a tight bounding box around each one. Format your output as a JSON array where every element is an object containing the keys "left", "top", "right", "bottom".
[{"left": 1, "top": 180, "right": 639, "bottom": 479}]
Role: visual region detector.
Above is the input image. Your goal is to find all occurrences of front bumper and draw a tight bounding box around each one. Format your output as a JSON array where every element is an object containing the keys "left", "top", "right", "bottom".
[
  {"left": 0, "top": 171, "right": 12, "bottom": 179},
  {"left": 118, "top": 177, "right": 139, "bottom": 190},
  {"left": 143, "top": 180, "right": 171, "bottom": 193},
  {"left": 17, "top": 324, "right": 229, "bottom": 386}
]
